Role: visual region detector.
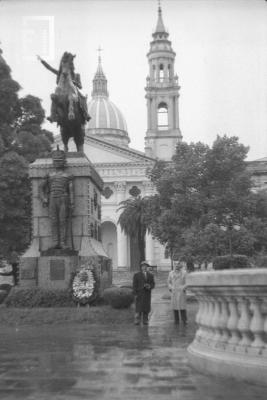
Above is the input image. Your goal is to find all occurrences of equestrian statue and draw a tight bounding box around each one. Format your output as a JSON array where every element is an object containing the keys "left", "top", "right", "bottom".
[{"left": 37, "top": 52, "right": 90, "bottom": 152}]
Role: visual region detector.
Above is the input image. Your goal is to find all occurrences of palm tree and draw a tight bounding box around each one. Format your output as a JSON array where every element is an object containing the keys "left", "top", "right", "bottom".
[{"left": 118, "top": 196, "right": 151, "bottom": 265}]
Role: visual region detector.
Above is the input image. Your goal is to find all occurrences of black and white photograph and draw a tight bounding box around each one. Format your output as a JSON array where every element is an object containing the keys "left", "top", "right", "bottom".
[{"left": 0, "top": 0, "right": 267, "bottom": 399}]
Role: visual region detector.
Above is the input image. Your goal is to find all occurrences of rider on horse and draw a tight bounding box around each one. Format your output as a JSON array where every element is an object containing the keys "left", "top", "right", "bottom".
[{"left": 37, "top": 52, "right": 90, "bottom": 124}]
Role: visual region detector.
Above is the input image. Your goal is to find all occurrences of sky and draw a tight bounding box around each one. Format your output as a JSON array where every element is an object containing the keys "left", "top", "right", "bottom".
[{"left": 0, "top": 0, "right": 267, "bottom": 161}]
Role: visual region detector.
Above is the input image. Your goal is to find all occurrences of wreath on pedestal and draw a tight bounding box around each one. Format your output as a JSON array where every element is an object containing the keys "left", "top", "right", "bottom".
[{"left": 72, "top": 266, "right": 97, "bottom": 305}]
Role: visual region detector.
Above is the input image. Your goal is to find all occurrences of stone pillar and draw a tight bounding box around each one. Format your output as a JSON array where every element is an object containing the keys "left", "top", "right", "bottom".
[
  {"left": 168, "top": 98, "right": 173, "bottom": 131},
  {"left": 20, "top": 152, "right": 112, "bottom": 291},
  {"left": 175, "top": 95, "right": 180, "bottom": 130},
  {"left": 143, "top": 181, "right": 156, "bottom": 265},
  {"left": 152, "top": 98, "right": 157, "bottom": 130},
  {"left": 145, "top": 232, "right": 154, "bottom": 265},
  {"left": 146, "top": 98, "right": 151, "bottom": 131},
  {"left": 115, "top": 182, "right": 128, "bottom": 269}
]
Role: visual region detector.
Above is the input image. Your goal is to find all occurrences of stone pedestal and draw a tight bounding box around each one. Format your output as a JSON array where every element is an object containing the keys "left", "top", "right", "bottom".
[{"left": 20, "top": 153, "right": 112, "bottom": 294}]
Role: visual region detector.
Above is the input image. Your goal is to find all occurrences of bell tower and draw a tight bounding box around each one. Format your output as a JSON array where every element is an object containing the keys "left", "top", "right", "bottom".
[{"left": 145, "top": 4, "right": 182, "bottom": 160}]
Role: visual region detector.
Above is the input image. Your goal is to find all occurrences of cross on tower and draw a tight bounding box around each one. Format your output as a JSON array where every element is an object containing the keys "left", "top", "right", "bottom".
[{"left": 97, "top": 46, "right": 103, "bottom": 63}]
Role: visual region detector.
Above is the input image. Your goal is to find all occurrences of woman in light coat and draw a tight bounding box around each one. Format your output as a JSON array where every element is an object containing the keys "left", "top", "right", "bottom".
[{"left": 167, "top": 262, "right": 187, "bottom": 325}]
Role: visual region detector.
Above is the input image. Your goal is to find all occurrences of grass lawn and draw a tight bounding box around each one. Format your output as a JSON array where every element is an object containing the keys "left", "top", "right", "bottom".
[{"left": 0, "top": 304, "right": 135, "bottom": 326}]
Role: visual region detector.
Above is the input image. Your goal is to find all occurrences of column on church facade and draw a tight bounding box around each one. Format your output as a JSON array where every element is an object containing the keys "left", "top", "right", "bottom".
[
  {"left": 146, "top": 98, "right": 152, "bottom": 131},
  {"left": 175, "top": 95, "right": 179, "bottom": 129},
  {"left": 143, "top": 181, "right": 156, "bottom": 266},
  {"left": 145, "top": 232, "right": 154, "bottom": 266},
  {"left": 151, "top": 98, "right": 157, "bottom": 130},
  {"left": 115, "top": 181, "right": 128, "bottom": 269},
  {"left": 168, "top": 97, "right": 174, "bottom": 131}
]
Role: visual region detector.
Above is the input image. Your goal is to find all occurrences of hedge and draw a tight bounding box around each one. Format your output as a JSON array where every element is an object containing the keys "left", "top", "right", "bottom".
[
  {"left": 103, "top": 287, "right": 134, "bottom": 309},
  {"left": 253, "top": 255, "right": 267, "bottom": 268},
  {"left": 5, "top": 288, "right": 76, "bottom": 308},
  {"left": 213, "top": 255, "right": 251, "bottom": 270}
]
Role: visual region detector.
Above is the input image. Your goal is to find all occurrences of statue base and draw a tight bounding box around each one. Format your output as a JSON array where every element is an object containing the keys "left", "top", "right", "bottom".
[{"left": 19, "top": 153, "right": 112, "bottom": 294}]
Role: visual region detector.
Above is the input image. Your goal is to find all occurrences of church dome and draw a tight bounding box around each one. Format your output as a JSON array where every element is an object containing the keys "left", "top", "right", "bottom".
[{"left": 86, "top": 56, "right": 130, "bottom": 147}]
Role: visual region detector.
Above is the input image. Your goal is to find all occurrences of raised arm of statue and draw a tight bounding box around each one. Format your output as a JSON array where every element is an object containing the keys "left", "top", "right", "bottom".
[{"left": 37, "top": 55, "right": 58, "bottom": 76}]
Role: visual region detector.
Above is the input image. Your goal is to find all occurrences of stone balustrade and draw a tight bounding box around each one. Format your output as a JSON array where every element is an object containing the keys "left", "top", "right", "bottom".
[{"left": 187, "top": 269, "right": 267, "bottom": 386}]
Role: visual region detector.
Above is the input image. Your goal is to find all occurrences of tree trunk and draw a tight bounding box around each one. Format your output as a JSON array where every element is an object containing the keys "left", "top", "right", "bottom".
[{"left": 138, "top": 228, "right": 145, "bottom": 263}]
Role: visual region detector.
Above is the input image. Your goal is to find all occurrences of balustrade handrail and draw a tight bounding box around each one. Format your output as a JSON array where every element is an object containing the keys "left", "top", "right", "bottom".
[
  {"left": 187, "top": 268, "right": 267, "bottom": 353},
  {"left": 187, "top": 268, "right": 267, "bottom": 386},
  {"left": 187, "top": 268, "right": 267, "bottom": 286}
]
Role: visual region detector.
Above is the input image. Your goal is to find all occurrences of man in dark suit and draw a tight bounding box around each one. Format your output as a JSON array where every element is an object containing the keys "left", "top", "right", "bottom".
[{"left": 133, "top": 261, "right": 155, "bottom": 325}]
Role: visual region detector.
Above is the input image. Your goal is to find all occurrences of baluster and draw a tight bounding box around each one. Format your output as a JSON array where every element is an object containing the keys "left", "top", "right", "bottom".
[
  {"left": 264, "top": 314, "right": 267, "bottom": 353},
  {"left": 195, "top": 293, "right": 203, "bottom": 325},
  {"left": 227, "top": 296, "right": 240, "bottom": 349},
  {"left": 197, "top": 295, "right": 207, "bottom": 343},
  {"left": 195, "top": 293, "right": 204, "bottom": 342},
  {"left": 250, "top": 297, "right": 265, "bottom": 350},
  {"left": 218, "top": 297, "right": 230, "bottom": 346},
  {"left": 200, "top": 296, "right": 210, "bottom": 342},
  {"left": 206, "top": 296, "right": 215, "bottom": 344},
  {"left": 237, "top": 297, "right": 252, "bottom": 350},
  {"left": 211, "top": 296, "right": 221, "bottom": 345}
]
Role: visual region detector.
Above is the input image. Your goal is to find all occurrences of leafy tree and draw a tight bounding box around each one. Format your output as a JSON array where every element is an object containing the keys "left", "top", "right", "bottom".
[
  {"left": 0, "top": 48, "right": 53, "bottom": 257},
  {"left": 0, "top": 152, "right": 31, "bottom": 255},
  {"left": 118, "top": 196, "right": 152, "bottom": 265},
  {"left": 242, "top": 190, "right": 267, "bottom": 253},
  {"left": 0, "top": 48, "right": 20, "bottom": 154},
  {"left": 180, "top": 223, "right": 224, "bottom": 263},
  {"left": 204, "top": 135, "right": 252, "bottom": 223},
  {"left": 147, "top": 136, "right": 254, "bottom": 261},
  {"left": 180, "top": 222, "right": 255, "bottom": 264}
]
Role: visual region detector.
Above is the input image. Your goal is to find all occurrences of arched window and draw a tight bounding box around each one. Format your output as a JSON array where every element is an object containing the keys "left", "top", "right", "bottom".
[
  {"left": 157, "top": 102, "right": 168, "bottom": 130},
  {"left": 159, "top": 64, "right": 164, "bottom": 82}
]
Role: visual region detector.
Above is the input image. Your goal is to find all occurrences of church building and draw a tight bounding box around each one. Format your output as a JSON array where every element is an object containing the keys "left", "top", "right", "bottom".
[{"left": 63, "top": 6, "right": 182, "bottom": 271}]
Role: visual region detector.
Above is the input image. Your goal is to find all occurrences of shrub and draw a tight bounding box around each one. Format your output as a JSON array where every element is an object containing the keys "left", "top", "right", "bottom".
[
  {"left": 252, "top": 255, "right": 267, "bottom": 268},
  {"left": 213, "top": 255, "right": 251, "bottom": 270},
  {"left": 0, "top": 284, "right": 12, "bottom": 304},
  {"left": 0, "top": 290, "right": 7, "bottom": 304},
  {"left": 0, "top": 284, "right": 12, "bottom": 292},
  {"left": 5, "top": 288, "right": 76, "bottom": 308},
  {"left": 103, "top": 287, "right": 134, "bottom": 309}
]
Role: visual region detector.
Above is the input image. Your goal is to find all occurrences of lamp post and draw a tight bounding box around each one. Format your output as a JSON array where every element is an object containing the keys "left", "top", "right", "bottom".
[{"left": 220, "top": 215, "right": 240, "bottom": 267}]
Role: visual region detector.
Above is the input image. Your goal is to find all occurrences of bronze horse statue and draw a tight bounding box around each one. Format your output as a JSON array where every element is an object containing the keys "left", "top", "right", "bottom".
[{"left": 38, "top": 52, "right": 90, "bottom": 152}]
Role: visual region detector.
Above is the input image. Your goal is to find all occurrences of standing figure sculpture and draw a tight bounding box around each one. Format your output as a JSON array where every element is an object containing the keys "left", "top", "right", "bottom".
[
  {"left": 40, "top": 148, "right": 74, "bottom": 249},
  {"left": 37, "top": 52, "right": 90, "bottom": 152}
]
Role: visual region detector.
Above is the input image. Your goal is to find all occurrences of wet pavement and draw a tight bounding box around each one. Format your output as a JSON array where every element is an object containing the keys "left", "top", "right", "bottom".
[{"left": 0, "top": 283, "right": 266, "bottom": 400}]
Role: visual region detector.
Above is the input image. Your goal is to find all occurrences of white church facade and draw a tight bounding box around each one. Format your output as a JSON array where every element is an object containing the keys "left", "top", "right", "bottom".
[{"left": 61, "top": 6, "right": 182, "bottom": 270}]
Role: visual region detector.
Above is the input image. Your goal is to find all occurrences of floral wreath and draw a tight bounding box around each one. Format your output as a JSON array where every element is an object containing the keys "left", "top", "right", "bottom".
[{"left": 72, "top": 264, "right": 97, "bottom": 305}]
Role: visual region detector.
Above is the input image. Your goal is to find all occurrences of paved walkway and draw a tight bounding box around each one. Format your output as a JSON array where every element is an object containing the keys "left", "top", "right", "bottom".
[{"left": 0, "top": 281, "right": 266, "bottom": 400}]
